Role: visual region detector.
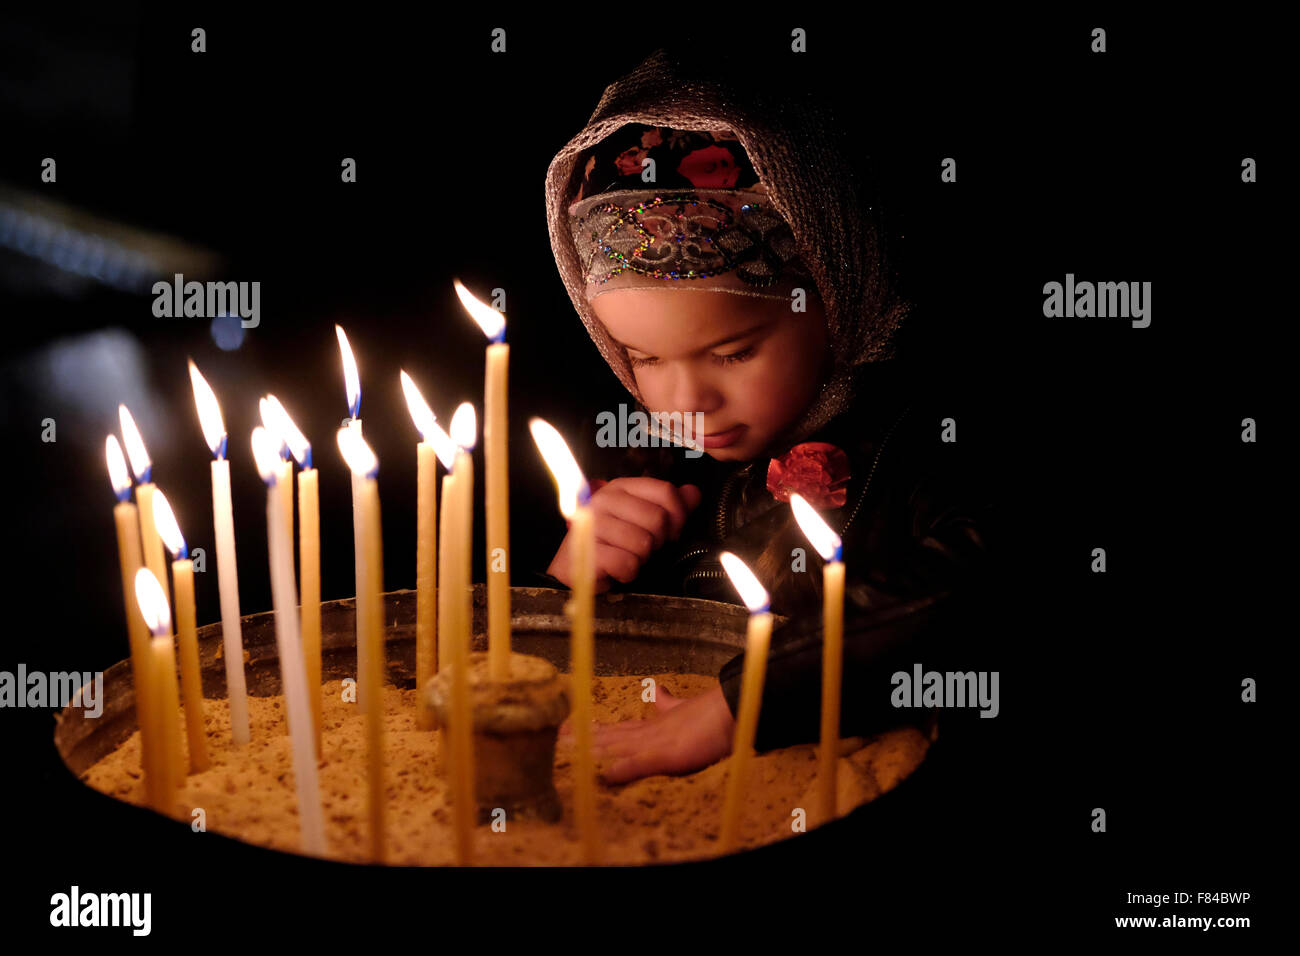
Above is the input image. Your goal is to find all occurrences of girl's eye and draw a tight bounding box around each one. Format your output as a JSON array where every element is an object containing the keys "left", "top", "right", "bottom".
[
  {"left": 712, "top": 345, "right": 757, "bottom": 366},
  {"left": 628, "top": 345, "right": 756, "bottom": 369}
]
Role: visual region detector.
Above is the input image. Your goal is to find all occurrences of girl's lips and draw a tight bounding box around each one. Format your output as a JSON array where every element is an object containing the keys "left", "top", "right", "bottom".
[{"left": 701, "top": 425, "right": 744, "bottom": 448}]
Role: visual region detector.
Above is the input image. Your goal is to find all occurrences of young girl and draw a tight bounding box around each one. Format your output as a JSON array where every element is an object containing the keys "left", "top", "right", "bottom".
[{"left": 539, "top": 47, "right": 995, "bottom": 784}]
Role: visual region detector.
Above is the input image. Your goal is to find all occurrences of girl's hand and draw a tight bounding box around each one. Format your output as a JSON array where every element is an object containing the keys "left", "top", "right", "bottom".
[
  {"left": 546, "top": 478, "right": 702, "bottom": 593},
  {"left": 556, "top": 684, "right": 735, "bottom": 783}
]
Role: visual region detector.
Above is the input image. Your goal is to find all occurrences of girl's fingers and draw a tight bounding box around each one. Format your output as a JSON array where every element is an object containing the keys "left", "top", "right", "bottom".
[
  {"left": 592, "top": 484, "right": 675, "bottom": 549},
  {"left": 594, "top": 541, "right": 643, "bottom": 583},
  {"left": 594, "top": 731, "right": 652, "bottom": 761},
  {"left": 600, "top": 745, "right": 676, "bottom": 785},
  {"left": 591, "top": 511, "right": 658, "bottom": 559},
  {"left": 607, "top": 477, "right": 693, "bottom": 539},
  {"left": 652, "top": 687, "right": 685, "bottom": 712}
]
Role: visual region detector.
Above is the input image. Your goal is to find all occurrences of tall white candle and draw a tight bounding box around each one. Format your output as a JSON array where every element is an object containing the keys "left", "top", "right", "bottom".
[
  {"left": 718, "top": 551, "right": 774, "bottom": 854},
  {"left": 790, "top": 494, "right": 845, "bottom": 825},
  {"left": 119, "top": 404, "right": 183, "bottom": 779},
  {"left": 453, "top": 279, "right": 511, "bottom": 681},
  {"left": 252, "top": 426, "right": 326, "bottom": 856},
  {"left": 401, "top": 372, "right": 457, "bottom": 730},
  {"left": 134, "top": 569, "right": 181, "bottom": 807},
  {"left": 338, "top": 426, "right": 387, "bottom": 862},
  {"left": 529, "top": 418, "right": 600, "bottom": 862},
  {"left": 189, "top": 362, "right": 250, "bottom": 746},
  {"left": 107, "top": 436, "right": 161, "bottom": 804},
  {"left": 262, "top": 394, "right": 321, "bottom": 753},
  {"left": 447, "top": 403, "right": 477, "bottom": 865},
  {"left": 260, "top": 397, "right": 298, "bottom": 587},
  {"left": 336, "top": 326, "right": 370, "bottom": 714}
]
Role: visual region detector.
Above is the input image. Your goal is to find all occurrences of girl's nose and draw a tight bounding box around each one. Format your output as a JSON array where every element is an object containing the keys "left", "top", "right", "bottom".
[{"left": 669, "top": 367, "right": 723, "bottom": 416}]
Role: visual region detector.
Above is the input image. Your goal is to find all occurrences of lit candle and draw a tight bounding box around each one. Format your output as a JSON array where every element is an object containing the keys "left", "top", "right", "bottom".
[
  {"left": 106, "top": 436, "right": 161, "bottom": 806},
  {"left": 337, "top": 426, "right": 386, "bottom": 862},
  {"left": 447, "top": 402, "right": 477, "bottom": 865},
  {"left": 336, "top": 325, "right": 371, "bottom": 714},
  {"left": 400, "top": 371, "right": 457, "bottom": 731},
  {"left": 717, "top": 551, "right": 774, "bottom": 854},
  {"left": 152, "top": 489, "right": 211, "bottom": 774},
  {"left": 251, "top": 426, "right": 326, "bottom": 856},
  {"left": 529, "top": 418, "right": 600, "bottom": 863},
  {"left": 454, "top": 279, "right": 511, "bottom": 681},
  {"left": 436, "top": 469, "right": 457, "bottom": 674},
  {"left": 790, "top": 494, "right": 845, "bottom": 825},
  {"left": 119, "top": 404, "right": 182, "bottom": 780},
  {"left": 260, "top": 397, "right": 296, "bottom": 587},
  {"left": 263, "top": 395, "right": 321, "bottom": 752},
  {"left": 119, "top": 406, "right": 170, "bottom": 625},
  {"left": 134, "top": 569, "right": 182, "bottom": 811},
  {"left": 188, "top": 361, "right": 250, "bottom": 747}
]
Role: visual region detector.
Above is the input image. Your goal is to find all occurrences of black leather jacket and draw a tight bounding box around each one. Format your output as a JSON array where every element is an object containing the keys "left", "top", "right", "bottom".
[{"left": 532, "top": 360, "right": 997, "bottom": 752}]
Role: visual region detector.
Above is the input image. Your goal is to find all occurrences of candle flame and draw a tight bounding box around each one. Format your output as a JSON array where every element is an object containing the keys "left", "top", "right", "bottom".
[
  {"left": 152, "top": 487, "right": 187, "bottom": 559},
  {"left": 118, "top": 404, "right": 150, "bottom": 480},
  {"left": 427, "top": 420, "right": 457, "bottom": 469},
  {"left": 453, "top": 278, "right": 506, "bottom": 342},
  {"left": 719, "top": 551, "right": 770, "bottom": 613},
  {"left": 188, "top": 360, "right": 227, "bottom": 456},
  {"left": 529, "top": 418, "right": 588, "bottom": 518},
  {"left": 790, "top": 493, "right": 842, "bottom": 562},
  {"left": 399, "top": 371, "right": 457, "bottom": 468},
  {"left": 450, "top": 402, "right": 477, "bottom": 451},
  {"left": 105, "top": 435, "right": 131, "bottom": 498},
  {"left": 335, "top": 324, "right": 361, "bottom": 418},
  {"left": 263, "top": 393, "right": 310, "bottom": 465},
  {"left": 337, "top": 425, "right": 379, "bottom": 479},
  {"left": 134, "top": 567, "right": 171, "bottom": 637},
  {"left": 257, "top": 398, "right": 280, "bottom": 451},
  {"left": 250, "top": 426, "right": 281, "bottom": 483}
]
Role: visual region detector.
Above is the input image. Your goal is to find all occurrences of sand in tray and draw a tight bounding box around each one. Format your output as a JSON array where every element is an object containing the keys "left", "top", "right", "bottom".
[{"left": 78, "top": 674, "right": 931, "bottom": 865}]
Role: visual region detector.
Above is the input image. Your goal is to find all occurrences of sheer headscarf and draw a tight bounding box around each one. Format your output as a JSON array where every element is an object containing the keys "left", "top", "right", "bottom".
[{"left": 545, "top": 47, "right": 909, "bottom": 457}]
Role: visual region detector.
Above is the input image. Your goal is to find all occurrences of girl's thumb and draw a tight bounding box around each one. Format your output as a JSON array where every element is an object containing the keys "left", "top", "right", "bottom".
[{"left": 680, "top": 484, "right": 703, "bottom": 511}]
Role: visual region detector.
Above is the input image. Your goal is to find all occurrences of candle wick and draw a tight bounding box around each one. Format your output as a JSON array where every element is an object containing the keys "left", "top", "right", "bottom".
[
  {"left": 216, "top": 434, "right": 228, "bottom": 461},
  {"left": 304, "top": 447, "right": 313, "bottom": 470}
]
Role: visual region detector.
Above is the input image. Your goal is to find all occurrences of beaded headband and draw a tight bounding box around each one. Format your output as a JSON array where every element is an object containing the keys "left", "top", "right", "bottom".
[{"left": 567, "top": 188, "right": 814, "bottom": 302}]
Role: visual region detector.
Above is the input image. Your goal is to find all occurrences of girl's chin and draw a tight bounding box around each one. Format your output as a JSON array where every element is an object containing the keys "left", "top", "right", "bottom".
[{"left": 706, "top": 442, "right": 752, "bottom": 462}]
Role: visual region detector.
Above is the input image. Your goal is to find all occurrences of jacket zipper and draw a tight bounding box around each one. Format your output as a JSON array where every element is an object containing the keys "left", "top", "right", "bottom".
[
  {"left": 837, "top": 403, "right": 911, "bottom": 539},
  {"left": 679, "top": 463, "right": 750, "bottom": 583}
]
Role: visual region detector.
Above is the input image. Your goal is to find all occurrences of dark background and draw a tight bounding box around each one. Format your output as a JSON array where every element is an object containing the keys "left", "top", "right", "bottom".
[{"left": 0, "top": 7, "right": 1278, "bottom": 941}]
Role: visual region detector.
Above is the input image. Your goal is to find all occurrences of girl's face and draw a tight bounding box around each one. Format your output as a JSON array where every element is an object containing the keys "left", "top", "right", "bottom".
[{"left": 590, "top": 288, "right": 830, "bottom": 461}]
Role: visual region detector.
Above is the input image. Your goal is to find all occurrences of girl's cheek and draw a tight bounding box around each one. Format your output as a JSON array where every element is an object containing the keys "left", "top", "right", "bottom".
[{"left": 747, "top": 357, "right": 812, "bottom": 427}]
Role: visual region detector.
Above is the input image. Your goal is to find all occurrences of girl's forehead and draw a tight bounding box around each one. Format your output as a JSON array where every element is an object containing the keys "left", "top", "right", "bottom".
[{"left": 592, "top": 289, "right": 785, "bottom": 354}]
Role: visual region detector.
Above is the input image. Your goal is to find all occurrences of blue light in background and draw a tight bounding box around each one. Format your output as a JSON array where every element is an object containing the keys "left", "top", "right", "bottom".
[{"left": 211, "top": 313, "right": 245, "bottom": 351}]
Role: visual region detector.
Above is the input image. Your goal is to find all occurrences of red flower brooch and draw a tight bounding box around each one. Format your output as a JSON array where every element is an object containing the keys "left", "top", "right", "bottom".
[{"left": 766, "top": 442, "right": 852, "bottom": 510}]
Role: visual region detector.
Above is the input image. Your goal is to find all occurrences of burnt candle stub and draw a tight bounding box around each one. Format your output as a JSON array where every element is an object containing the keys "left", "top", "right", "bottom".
[{"left": 424, "top": 651, "right": 570, "bottom": 824}]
